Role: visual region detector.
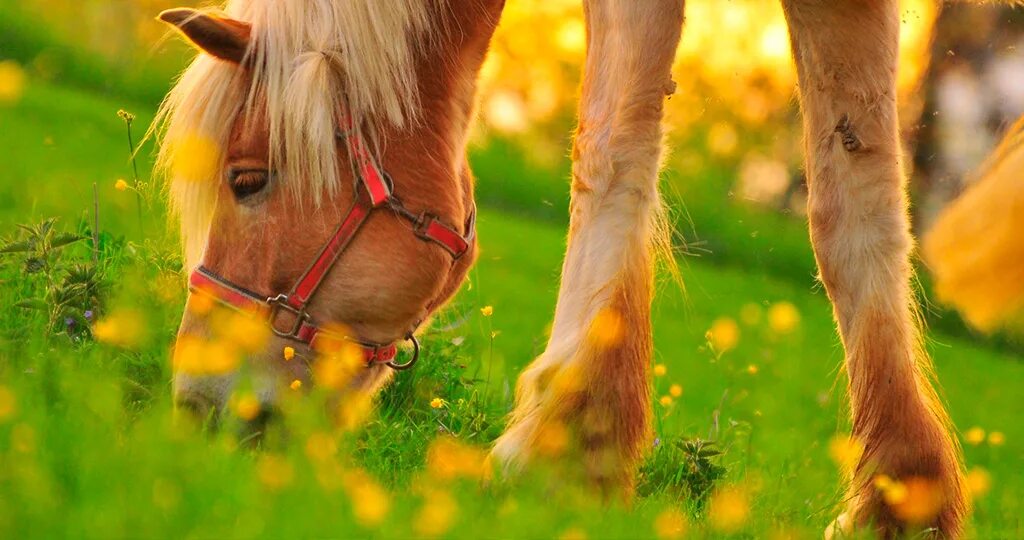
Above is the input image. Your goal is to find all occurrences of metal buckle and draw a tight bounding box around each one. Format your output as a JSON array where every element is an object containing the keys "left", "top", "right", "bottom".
[
  {"left": 267, "top": 294, "right": 310, "bottom": 339},
  {"left": 413, "top": 212, "right": 437, "bottom": 240},
  {"left": 387, "top": 335, "right": 420, "bottom": 371}
]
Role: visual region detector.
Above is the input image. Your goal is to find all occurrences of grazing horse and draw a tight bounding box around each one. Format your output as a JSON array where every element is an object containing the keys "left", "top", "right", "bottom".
[{"left": 157, "top": 0, "right": 981, "bottom": 537}]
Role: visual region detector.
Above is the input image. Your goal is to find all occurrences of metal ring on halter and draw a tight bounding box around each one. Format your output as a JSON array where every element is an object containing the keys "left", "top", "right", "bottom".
[{"left": 387, "top": 334, "right": 420, "bottom": 371}]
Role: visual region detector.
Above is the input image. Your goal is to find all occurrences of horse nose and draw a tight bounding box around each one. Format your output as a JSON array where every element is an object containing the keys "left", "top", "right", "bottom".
[{"left": 173, "top": 373, "right": 233, "bottom": 425}]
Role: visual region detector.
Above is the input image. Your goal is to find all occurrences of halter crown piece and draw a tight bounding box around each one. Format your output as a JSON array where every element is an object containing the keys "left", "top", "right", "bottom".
[{"left": 188, "top": 106, "right": 475, "bottom": 371}]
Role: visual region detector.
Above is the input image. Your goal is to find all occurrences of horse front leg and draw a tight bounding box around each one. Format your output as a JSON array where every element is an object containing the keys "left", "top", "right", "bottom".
[
  {"left": 780, "top": 1, "right": 966, "bottom": 537},
  {"left": 491, "top": 0, "right": 684, "bottom": 495}
]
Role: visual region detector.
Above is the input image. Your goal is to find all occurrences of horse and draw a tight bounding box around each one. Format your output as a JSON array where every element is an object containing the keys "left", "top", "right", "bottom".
[{"left": 156, "top": 1, "right": 983, "bottom": 537}]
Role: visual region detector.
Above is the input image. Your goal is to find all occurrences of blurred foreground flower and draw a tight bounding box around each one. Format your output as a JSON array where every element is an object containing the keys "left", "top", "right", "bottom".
[
  {"left": 588, "top": 307, "right": 624, "bottom": 349},
  {"left": 173, "top": 335, "right": 240, "bottom": 376},
  {"left": 964, "top": 426, "right": 986, "bottom": 446},
  {"left": 426, "top": 436, "right": 487, "bottom": 481},
  {"left": 415, "top": 488, "right": 458, "bottom": 537},
  {"left": 707, "top": 317, "right": 740, "bottom": 353},
  {"left": 115, "top": 179, "right": 129, "bottom": 191},
  {"left": 170, "top": 133, "right": 222, "bottom": 182},
  {"left": 966, "top": 467, "right": 992, "bottom": 498},
  {"left": 0, "top": 385, "right": 16, "bottom": 423},
  {"left": 92, "top": 309, "right": 147, "bottom": 349},
  {"left": 430, "top": 397, "right": 446, "bottom": 409},
  {"left": 480, "top": 305, "right": 494, "bottom": 317},
  {"left": 828, "top": 434, "right": 864, "bottom": 475},
  {"left": 257, "top": 454, "right": 295, "bottom": 491},
  {"left": 0, "top": 60, "right": 26, "bottom": 104},
  {"left": 768, "top": 302, "right": 800, "bottom": 334},
  {"left": 988, "top": 431, "right": 1005, "bottom": 446},
  {"left": 884, "top": 476, "right": 945, "bottom": 526},
  {"left": 344, "top": 469, "right": 391, "bottom": 527},
  {"left": 924, "top": 118, "right": 1024, "bottom": 331},
  {"left": 233, "top": 394, "right": 261, "bottom": 421},
  {"left": 708, "top": 485, "right": 750, "bottom": 533},
  {"left": 654, "top": 364, "right": 667, "bottom": 377},
  {"left": 653, "top": 508, "right": 688, "bottom": 539}
]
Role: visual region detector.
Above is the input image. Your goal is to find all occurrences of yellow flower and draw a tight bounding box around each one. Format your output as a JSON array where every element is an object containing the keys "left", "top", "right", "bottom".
[
  {"left": 653, "top": 508, "right": 688, "bottom": 539},
  {"left": 0, "top": 60, "right": 26, "bottom": 104},
  {"left": 669, "top": 384, "right": 682, "bottom": 398},
  {"left": 344, "top": 470, "right": 391, "bottom": 527},
  {"left": 336, "top": 393, "right": 373, "bottom": 432},
  {"left": 964, "top": 426, "right": 986, "bottom": 446},
  {"left": 988, "top": 431, "right": 1005, "bottom": 446},
  {"left": 283, "top": 346, "right": 296, "bottom": 361},
  {"left": 172, "top": 335, "right": 240, "bottom": 376},
  {"left": 587, "top": 307, "right": 624, "bottom": 349},
  {"left": 828, "top": 434, "right": 864, "bottom": 475},
  {"left": 886, "top": 477, "right": 945, "bottom": 526},
  {"left": 559, "top": 527, "right": 588, "bottom": 540},
  {"left": 426, "top": 436, "right": 487, "bottom": 481},
  {"left": 430, "top": 397, "right": 446, "bottom": 409},
  {"left": 115, "top": 179, "right": 130, "bottom": 192},
  {"left": 653, "top": 364, "right": 667, "bottom": 377},
  {"left": 480, "top": 305, "right": 494, "bottom": 317},
  {"left": 709, "top": 486, "right": 750, "bottom": 532},
  {"left": 290, "top": 380, "right": 302, "bottom": 391},
  {"left": 966, "top": 467, "right": 992, "bottom": 498},
  {"left": 257, "top": 454, "right": 294, "bottom": 491},
  {"left": 305, "top": 432, "right": 338, "bottom": 463},
  {"left": 746, "top": 364, "right": 759, "bottom": 375},
  {"left": 170, "top": 133, "right": 222, "bottom": 183},
  {"left": 768, "top": 302, "right": 800, "bottom": 334},
  {"left": 92, "top": 309, "right": 147, "bottom": 349},
  {"left": 659, "top": 395, "right": 673, "bottom": 407},
  {"left": 707, "top": 317, "right": 740, "bottom": 352},
  {"left": 0, "top": 386, "right": 16, "bottom": 423},
  {"left": 415, "top": 489, "right": 458, "bottom": 537},
  {"left": 234, "top": 394, "right": 261, "bottom": 421}
]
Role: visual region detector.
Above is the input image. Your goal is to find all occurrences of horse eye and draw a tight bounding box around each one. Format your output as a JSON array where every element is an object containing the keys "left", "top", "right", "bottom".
[{"left": 227, "top": 168, "right": 271, "bottom": 201}]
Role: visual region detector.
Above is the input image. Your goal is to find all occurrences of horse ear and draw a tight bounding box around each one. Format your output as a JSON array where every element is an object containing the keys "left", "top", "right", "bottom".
[{"left": 159, "top": 8, "right": 252, "bottom": 65}]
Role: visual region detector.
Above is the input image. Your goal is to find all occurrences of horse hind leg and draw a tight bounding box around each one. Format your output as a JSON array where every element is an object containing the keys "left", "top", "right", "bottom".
[
  {"left": 780, "top": 1, "right": 966, "bottom": 537},
  {"left": 491, "top": 0, "right": 684, "bottom": 494}
]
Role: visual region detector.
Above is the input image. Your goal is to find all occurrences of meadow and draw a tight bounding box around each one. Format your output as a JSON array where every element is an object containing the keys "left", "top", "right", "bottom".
[{"left": 0, "top": 3, "right": 1022, "bottom": 539}]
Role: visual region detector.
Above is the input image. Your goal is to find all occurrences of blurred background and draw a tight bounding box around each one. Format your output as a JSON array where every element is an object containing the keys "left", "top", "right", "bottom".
[{"left": 2, "top": 0, "right": 1024, "bottom": 345}]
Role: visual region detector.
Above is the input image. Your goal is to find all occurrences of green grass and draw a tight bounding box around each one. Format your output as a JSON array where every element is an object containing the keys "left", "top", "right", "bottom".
[{"left": 0, "top": 75, "right": 1021, "bottom": 539}]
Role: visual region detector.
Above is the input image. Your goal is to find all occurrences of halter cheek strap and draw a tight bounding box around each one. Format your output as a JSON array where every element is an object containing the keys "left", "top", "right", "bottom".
[{"left": 187, "top": 112, "right": 475, "bottom": 371}]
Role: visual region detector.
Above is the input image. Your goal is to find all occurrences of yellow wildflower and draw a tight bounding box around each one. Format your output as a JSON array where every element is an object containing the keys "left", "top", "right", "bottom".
[
  {"left": 234, "top": 394, "right": 261, "bottom": 421},
  {"left": 0, "top": 60, "right": 26, "bottom": 104},
  {"left": 211, "top": 310, "right": 270, "bottom": 353},
  {"left": 535, "top": 421, "right": 569, "bottom": 457},
  {"left": 257, "top": 454, "right": 294, "bottom": 491},
  {"left": 828, "top": 434, "right": 864, "bottom": 475},
  {"left": 480, "top": 305, "right": 494, "bottom": 317},
  {"left": 426, "top": 436, "right": 487, "bottom": 481},
  {"left": 172, "top": 335, "right": 240, "bottom": 376},
  {"left": 415, "top": 489, "right": 458, "bottom": 537},
  {"left": 964, "top": 426, "right": 986, "bottom": 446},
  {"left": 659, "top": 395, "right": 673, "bottom": 407},
  {"left": 768, "top": 302, "right": 800, "bottom": 333},
  {"left": 746, "top": 364, "right": 759, "bottom": 375},
  {"left": 283, "top": 346, "right": 296, "bottom": 361},
  {"left": 966, "top": 467, "right": 992, "bottom": 498},
  {"left": 344, "top": 470, "right": 391, "bottom": 527},
  {"left": 887, "top": 477, "right": 945, "bottom": 526},
  {"left": 709, "top": 486, "right": 750, "bottom": 532},
  {"left": 11, "top": 423, "right": 36, "bottom": 454},
  {"left": 559, "top": 527, "right": 588, "bottom": 540},
  {"left": 336, "top": 393, "right": 373, "bottom": 432},
  {"left": 290, "top": 380, "right": 302, "bottom": 391},
  {"left": 430, "top": 397, "right": 446, "bottom": 409},
  {"left": 115, "top": 179, "right": 129, "bottom": 192},
  {"left": 92, "top": 309, "right": 147, "bottom": 349},
  {"left": 653, "top": 508, "right": 688, "bottom": 539},
  {"left": 669, "top": 384, "right": 682, "bottom": 398},
  {"left": 988, "top": 431, "right": 1005, "bottom": 446},
  {"left": 0, "top": 385, "right": 15, "bottom": 423},
  {"left": 707, "top": 317, "right": 740, "bottom": 352},
  {"left": 587, "top": 307, "right": 624, "bottom": 349},
  {"left": 187, "top": 291, "right": 215, "bottom": 315},
  {"left": 653, "top": 364, "right": 667, "bottom": 377},
  {"left": 170, "top": 133, "right": 222, "bottom": 182},
  {"left": 305, "top": 432, "right": 338, "bottom": 463}
]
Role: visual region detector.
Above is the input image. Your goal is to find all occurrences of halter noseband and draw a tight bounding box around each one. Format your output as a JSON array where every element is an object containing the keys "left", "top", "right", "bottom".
[{"left": 188, "top": 110, "right": 475, "bottom": 371}]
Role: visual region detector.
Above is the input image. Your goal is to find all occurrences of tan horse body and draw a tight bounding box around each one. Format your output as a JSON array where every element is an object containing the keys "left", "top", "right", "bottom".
[{"left": 160, "top": 1, "right": 981, "bottom": 537}]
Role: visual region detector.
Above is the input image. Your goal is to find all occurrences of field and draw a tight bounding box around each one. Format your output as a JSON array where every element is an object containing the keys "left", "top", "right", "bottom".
[{"left": 1, "top": 6, "right": 1023, "bottom": 539}]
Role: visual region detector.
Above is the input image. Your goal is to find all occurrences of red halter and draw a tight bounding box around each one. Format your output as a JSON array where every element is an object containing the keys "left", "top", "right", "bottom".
[{"left": 188, "top": 113, "right": 475, "bottom": 371}]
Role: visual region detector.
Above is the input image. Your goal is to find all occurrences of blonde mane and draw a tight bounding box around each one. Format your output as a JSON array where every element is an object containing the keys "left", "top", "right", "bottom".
[{"left": 153, "top": 0, "right": 442, "bottom": 268}]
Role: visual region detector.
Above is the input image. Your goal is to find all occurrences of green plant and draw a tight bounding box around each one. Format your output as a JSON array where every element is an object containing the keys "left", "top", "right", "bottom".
[
  {"left": 637, "top": 436, "right": 727, "bottom": 508},
  {"left": 0, "top": 218, "right": 102, "bottom": 337}
]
